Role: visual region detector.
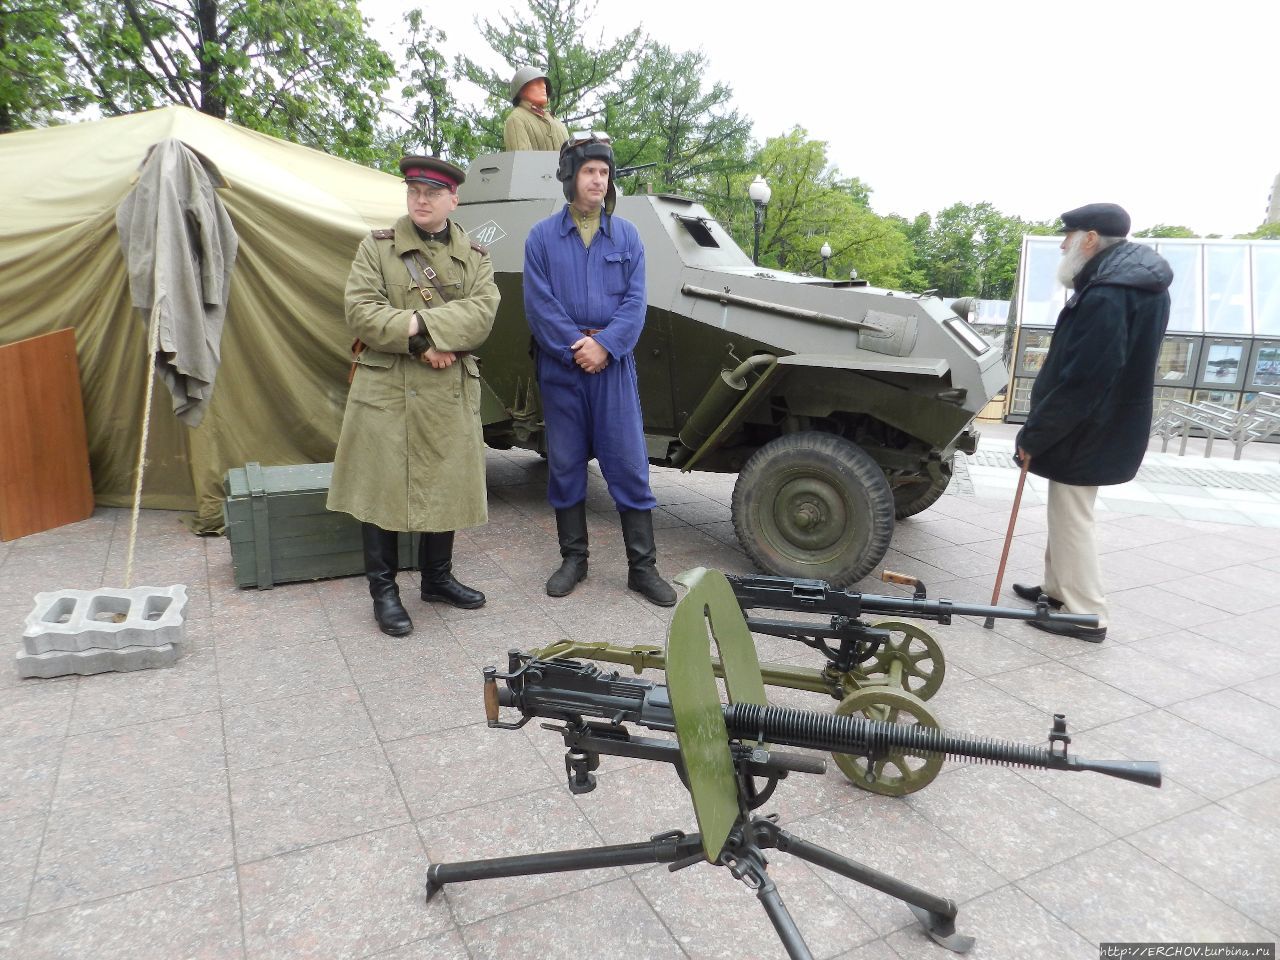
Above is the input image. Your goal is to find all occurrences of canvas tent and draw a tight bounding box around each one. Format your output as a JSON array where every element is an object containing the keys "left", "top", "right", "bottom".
[{"left": 0, "top": 106, "right": 404, "bottom": 533}]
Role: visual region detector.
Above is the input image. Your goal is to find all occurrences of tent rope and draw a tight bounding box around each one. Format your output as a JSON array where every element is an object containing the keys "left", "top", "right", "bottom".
[{"left": 124, "top": 313, "right": 162, "bottom": 589}]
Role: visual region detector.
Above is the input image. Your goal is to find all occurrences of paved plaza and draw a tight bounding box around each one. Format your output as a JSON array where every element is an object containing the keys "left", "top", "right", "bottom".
[{"left": 2, "top": 424, "right": 1279, "bottom": 960}]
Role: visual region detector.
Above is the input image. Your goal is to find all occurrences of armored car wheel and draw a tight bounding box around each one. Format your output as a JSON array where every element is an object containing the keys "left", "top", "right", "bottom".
[
  {"left": 732, "top": 432, "right": 894, "bottom": 588},
  {"left": 831, "top": 688, "right": 943, "bottom": 796},
  {"left": 861, "top": 620, "right": 945, "bottom": 701},
  {"left": 892, "top": 457, "right": 953, "bottom": 520}
]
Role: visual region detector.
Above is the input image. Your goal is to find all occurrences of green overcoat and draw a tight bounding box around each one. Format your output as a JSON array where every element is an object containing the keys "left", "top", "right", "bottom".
[
  {"left": 503, "top": 103, "right": 570, "bottom": 151},
  {"left": 327, "top": 215, "right": 499, "bottom": 532}
]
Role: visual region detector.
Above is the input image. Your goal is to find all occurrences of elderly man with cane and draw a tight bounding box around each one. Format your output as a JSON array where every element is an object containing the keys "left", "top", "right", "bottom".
[{"left": 1007, "top": 203, "right": 1172, "bottom": 642}]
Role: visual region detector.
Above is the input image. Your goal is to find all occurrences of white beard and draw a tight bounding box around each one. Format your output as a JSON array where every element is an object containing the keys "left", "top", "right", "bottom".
[{"left": 1056, "top": 232, "right": 1091, "bottom": 288}]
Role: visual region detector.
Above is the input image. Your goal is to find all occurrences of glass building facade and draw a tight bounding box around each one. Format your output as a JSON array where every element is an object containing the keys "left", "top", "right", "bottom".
[{"left": 1006, "top": 235, "right": 1280, "bottom": 421}]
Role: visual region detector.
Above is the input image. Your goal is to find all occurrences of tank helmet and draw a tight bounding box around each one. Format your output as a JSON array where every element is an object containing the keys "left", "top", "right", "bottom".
[
  {"left": 556, "top": 132, "right": 616, "bottom": 213},
  {"left": 509, "top": 65, "right": 550, "bottom": 105}
]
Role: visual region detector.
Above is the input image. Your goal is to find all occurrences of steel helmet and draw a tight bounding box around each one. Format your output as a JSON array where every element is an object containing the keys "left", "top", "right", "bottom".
[{"left": 509, "top": 65, "right": 550, "bottom": 105}]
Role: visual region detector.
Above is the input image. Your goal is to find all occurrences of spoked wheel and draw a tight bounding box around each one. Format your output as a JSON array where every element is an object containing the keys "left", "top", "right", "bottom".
[
  {"left": 830, "top": 687, "right": 943, "bottom": 796},
  {"left": 859, "top": 620, "right": 945, "bottom": 701}
]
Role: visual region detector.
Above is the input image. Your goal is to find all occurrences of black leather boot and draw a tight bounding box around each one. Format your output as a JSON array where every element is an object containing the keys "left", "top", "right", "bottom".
[
  {"left": 362, "top": 523, "right": 412, "bottom": 636},
  {"left": 419, "top": 531, "right": 486, "bottom": 609},
  {"left": 619, "top": 509, "right": 676, "bottom": 607},
  {"left": 546, "top": 503, "right": 589, "bottom": 597}
]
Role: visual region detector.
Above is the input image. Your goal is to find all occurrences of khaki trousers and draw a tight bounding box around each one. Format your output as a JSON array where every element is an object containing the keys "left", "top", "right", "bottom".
[{"left": 1043, "top": 480, "right": 1109, "bottom": 627}]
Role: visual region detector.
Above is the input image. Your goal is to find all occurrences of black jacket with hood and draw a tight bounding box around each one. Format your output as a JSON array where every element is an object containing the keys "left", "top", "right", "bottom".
[{"left": 1016, "top": 241, "right": 1173, "bottom": 486}]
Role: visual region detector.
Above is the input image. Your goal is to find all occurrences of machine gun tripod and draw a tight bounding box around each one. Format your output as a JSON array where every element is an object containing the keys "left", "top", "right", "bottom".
[
  {"left": 425, "top": 568, "right": 1160, "bottom": 959},
  {"left": 530, "top": 568, "right": 1102, "bottom": 795}
]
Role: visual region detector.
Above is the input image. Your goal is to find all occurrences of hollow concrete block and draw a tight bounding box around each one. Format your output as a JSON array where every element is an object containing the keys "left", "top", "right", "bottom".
[
  {"left": 15, "top": 642, "right": 182, "bottom": 679},
  {"left": 16, "top": 585, "right": 188, "bottom": 677}
]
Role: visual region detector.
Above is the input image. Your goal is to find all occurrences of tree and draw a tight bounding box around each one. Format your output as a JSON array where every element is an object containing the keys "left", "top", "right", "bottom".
[
  {"left": 50, "top": 0, "right": 394, "bottom": 160},
  {"left": 603, "top": 43, "right": 752, "bottom": 191},
  {"left": 456, "top": 0, "right": 642, "bottom": 154},
  {"left": 1237, "top": 222, "right": 1280, "bottom": 240},
  {"left": 0, "top": 1, "right": 79, "bottom": 132},
  {"left": 1134, "top": 224, "right": 1198, "bottom": 238},
  {"left": 910, "top": 202, "right": 1047, "bottom": 300},
  {"left": 700, "top": 128, "right": 917, "bottom": 289},
  {"left": 384, "top": 9, "right": 476, "bottom": 165}
]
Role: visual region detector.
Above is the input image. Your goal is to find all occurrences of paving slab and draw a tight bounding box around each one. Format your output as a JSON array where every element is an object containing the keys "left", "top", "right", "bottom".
[{"left": 1, "top": 437, "right": 1277, "bottom": 958}]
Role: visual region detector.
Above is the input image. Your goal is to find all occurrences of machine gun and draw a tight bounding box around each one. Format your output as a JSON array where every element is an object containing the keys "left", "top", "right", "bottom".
[
  {"left": 482, "top": 652, "right": 1161, "bottom": 791},
  {"left": 530, "top": 569, "right": 1104, "bottom": 795},
  {"left": 426, "top": 569, "right": 1163, "bottom": 959}
]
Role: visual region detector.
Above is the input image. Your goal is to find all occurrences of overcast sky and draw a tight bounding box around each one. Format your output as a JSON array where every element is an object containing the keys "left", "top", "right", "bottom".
[{"left": 360, "top": 0, "right": 1279, "bottom": 236}]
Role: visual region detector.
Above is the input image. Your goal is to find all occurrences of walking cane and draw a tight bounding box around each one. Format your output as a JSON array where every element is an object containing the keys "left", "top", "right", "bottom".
[{"left": 984, "top": 455, "right": 1030, "bottom": 629}]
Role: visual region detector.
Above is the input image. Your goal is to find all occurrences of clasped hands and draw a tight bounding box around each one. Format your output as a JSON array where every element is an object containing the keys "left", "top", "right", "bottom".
[
  {"left": 420, "top": 347, "right": 455, "bottom": 369},
  {"left": 409, "top": 314, "right": 455, "bottom": 369},
  {"left": 571, "top": 336, "right": 608, "bottom": 374}
]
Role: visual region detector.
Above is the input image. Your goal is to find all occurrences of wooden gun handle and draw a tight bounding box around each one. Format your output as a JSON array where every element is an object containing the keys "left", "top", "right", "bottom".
[
  {"left": 881, "top": 570, "right": 920, "bottom": 587},
  {"left": 483, "top": 672, "right": 500, "bottom": 725}
]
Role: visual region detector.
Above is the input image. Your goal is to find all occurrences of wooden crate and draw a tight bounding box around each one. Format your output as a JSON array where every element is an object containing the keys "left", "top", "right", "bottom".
[{"left": 223, "top": 462, "right": 416, "bottom": 589}]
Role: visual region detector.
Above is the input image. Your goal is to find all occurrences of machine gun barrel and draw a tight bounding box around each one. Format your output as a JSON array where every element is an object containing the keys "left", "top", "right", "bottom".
[
  {"left": 615, "top": 161, "right": 658, "bottom": 177},
  {"left": 728, "top": 574, "right": 1101, "bottom": 628},
  {"left": 722, "top": 703, "right": 1161, "bottom": 788},
  {"left": 486, "top": 655, "right": 1160, "bottom": 788}
]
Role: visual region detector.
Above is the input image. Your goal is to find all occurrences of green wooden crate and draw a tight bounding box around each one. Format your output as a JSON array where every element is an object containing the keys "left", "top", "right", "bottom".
[{"left": 223, "top": 462, "right": 417, "bottom": 589}]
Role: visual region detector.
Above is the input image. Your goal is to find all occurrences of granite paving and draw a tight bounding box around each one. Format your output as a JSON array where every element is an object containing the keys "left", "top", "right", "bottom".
[{"left": 1, "top": 423, "right": 1277, "bottom": 959}]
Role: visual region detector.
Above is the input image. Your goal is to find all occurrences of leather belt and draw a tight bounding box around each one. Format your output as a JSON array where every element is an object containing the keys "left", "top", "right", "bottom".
[{"left": 581, "top": 328, "right": 602, "bottom": 336}]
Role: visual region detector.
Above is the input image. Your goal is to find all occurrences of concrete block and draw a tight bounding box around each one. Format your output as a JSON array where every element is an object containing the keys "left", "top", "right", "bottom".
[
  {"left": 15, "top": 642, "right": 183, "bottom": 679},
  {"left": 22, "top": 585, "right": 188, "bottom": 655}
]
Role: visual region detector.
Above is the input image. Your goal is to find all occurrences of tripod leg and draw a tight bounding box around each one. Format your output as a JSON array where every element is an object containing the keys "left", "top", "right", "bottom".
[
  {"left": 425, "top": 831, "right": 701, "bottom": 902},
  {"left": 769, "top": 825, "right": 974, "bottom": 954},
  {"left": 752, "top": 870, "right": 815, "bottom": 960}
]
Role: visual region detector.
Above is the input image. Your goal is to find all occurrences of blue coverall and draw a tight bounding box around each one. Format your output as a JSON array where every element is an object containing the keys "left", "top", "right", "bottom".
[{"left": 522, "top": 206, "right": 657, "bottom": 512}]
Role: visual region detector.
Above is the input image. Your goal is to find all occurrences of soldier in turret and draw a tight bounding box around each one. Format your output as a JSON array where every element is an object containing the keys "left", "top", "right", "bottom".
[{"left": 503, "top": 65, "right": 570, "bottom": 151}]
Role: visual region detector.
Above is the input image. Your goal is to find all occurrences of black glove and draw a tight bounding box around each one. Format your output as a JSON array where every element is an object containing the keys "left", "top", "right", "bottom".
[{"left": 408, "top": 331, "right": 430, "bottom": 358}]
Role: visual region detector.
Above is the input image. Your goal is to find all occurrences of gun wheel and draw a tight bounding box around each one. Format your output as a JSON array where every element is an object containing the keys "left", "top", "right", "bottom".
[
  {"left": 860, "top": 620, "right": 945, "bottom": 701},
  {"left": 831, "top": 688, "right": 943, "bottom": 796}
]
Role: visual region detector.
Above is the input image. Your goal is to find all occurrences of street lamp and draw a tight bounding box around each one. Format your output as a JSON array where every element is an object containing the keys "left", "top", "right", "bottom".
[
  {"left": 819, "top": 241, "right": 832, "bottom": 278},
  {"left": 748, "top": 174, "right": 771, "bottom": 266}
]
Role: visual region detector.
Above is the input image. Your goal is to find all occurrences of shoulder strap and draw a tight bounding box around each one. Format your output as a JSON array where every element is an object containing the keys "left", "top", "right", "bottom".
[
  {"left": 470, "top": 240, "right": 488, "bottom": 255},
  {"left": 370, "top": 228, "right": 395, "bottom": 240},
  {"left": 401, "top": 250, "right": 450, "bottom": 308}
]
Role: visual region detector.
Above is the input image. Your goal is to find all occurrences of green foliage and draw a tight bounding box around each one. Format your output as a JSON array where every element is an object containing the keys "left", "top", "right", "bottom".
[
  {"left": 455, "top": 0, "right": 642, "bottom": 154},
  {"left": 381, "top": 9, "right": 476, "bottom": 167},
  {"left": 47, "top": 0, "right": 394, "bottom": 160},
  {"left": 909, "top": 202, "right": 1047, "bottom": 299},
  {"left": 604, "top": 44, "right": 752, "bottom": 192},
  {"left": 1235, "top": 222, "right": 1280, "bottom": 240},
  {"left": 1133, "top": 224, "right": 1198, "bottom": 238},
  {"left": 0, "top": 2, "right": 74, "bottom": 131},
  {"left": 699, "top": 128, "right": 917, "bottom": 289}
]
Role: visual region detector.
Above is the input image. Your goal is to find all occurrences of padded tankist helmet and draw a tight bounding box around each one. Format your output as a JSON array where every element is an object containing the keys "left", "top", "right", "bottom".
[
  {"left": 509, "top": 65, "right": 550, "bottom": 105},
  {"left": 556, "top": 133, "right": 616, "bottom": 213}
]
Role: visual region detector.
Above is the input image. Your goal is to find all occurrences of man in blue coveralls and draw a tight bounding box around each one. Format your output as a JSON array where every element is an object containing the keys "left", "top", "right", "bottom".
[{"left": 522, "top": 133, "right": 677, "bottom": 606}]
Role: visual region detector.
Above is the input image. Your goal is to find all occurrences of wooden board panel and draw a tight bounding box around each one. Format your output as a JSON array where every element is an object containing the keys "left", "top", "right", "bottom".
[{"left": 0, "top": 329, "right": 95, "bottom": 541}]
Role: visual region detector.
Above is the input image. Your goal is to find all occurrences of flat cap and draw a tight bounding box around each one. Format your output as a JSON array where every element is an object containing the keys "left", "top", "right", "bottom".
[
  {"left": 1059, "top": 202, "right": 1130, "bottom": 237},
  {"left": 399, "top": 156, "right": 465, "bottom": 191}
]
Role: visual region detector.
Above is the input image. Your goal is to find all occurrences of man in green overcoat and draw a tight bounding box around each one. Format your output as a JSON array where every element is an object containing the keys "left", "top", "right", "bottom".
[
  {"left": 503, "top": 65, "right": 570, "bottom": 151},
  {"left": 328, "top": 156, "right": 499, "bottom": 637}
]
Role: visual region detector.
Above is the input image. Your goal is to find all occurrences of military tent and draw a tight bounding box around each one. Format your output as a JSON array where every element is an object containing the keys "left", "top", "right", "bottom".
[{"left": 0, "top": 106, "right": 404, "bottom": 532}]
